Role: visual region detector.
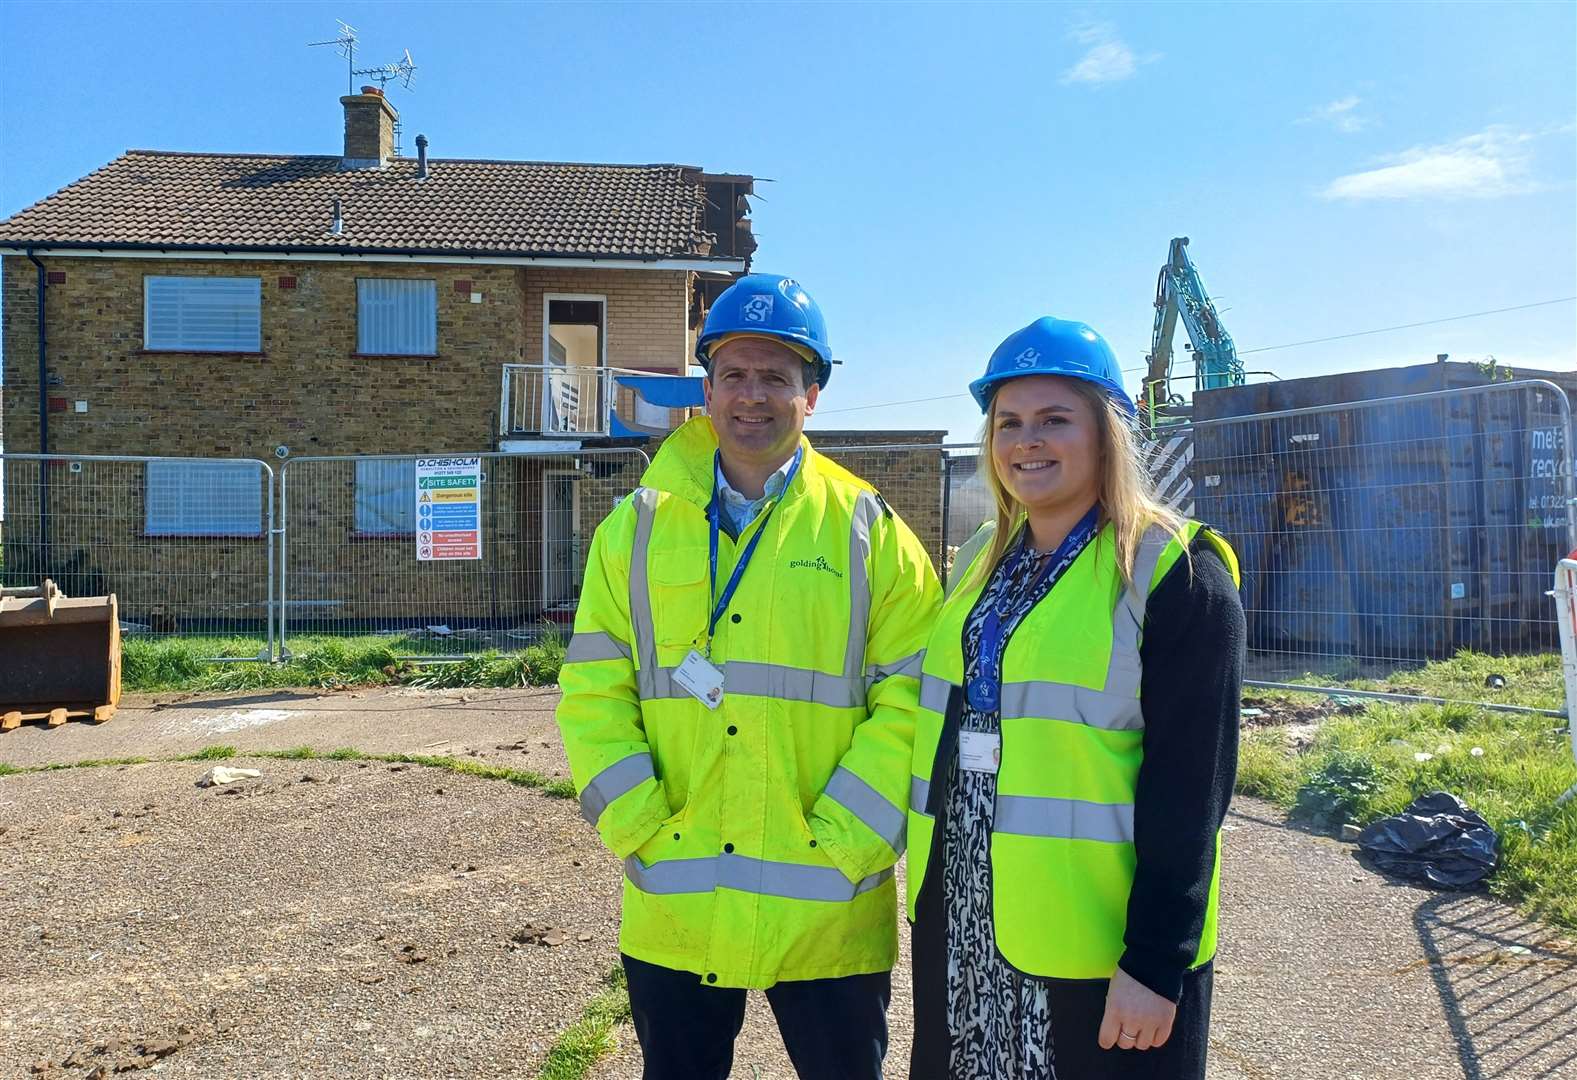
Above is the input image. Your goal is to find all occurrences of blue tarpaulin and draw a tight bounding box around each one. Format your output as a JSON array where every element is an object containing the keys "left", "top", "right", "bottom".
[{"left": 614, "top": 374, "right": 706, "bottom": 409}]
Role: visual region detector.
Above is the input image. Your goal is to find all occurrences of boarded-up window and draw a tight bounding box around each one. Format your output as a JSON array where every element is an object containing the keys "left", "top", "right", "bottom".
[
  {"left": 358, "top": 279, "right": 437, "bottom": 355},
  {"left": 355, "top": 459, "right": 417, "bottom": 534},
  {"left": 144, "top": 276, "right": 262, "bottom": 352},
  {"left": 145, "top": 460, "right": 264, "bottom": 536}
]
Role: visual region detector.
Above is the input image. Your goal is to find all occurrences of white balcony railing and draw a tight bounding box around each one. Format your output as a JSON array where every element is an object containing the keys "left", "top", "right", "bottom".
[{"left": 500, "top": 364, "right": 703, "bottom": 438}]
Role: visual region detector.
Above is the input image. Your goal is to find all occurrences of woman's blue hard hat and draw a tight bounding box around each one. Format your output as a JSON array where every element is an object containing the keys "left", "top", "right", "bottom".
[{"left": 970, "top": 317, "right": 1134, "bottom": 416}]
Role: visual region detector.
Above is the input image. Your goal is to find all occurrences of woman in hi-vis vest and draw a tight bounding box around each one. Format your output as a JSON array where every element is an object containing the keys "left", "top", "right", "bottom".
[{"left": 906, "top": 317, "right": 1245, "bottom": 1080}]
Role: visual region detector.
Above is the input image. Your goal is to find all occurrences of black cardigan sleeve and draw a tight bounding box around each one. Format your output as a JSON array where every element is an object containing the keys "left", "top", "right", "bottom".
[{"left": 1117, "top": 535, "right": 1245, "bottom": 1003}]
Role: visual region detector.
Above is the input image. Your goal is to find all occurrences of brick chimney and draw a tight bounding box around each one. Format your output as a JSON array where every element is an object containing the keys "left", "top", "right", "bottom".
[{"left": 341, "top": 86, "right": 397, "bottom": 169}]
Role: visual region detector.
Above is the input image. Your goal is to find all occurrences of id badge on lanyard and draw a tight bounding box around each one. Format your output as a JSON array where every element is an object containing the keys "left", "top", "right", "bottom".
[
  {"left": 959, "top": 730, "right": 1001, "bottom": 774},
  {"left": 674, "top": 449, "right": 804, "bottom": 710}
]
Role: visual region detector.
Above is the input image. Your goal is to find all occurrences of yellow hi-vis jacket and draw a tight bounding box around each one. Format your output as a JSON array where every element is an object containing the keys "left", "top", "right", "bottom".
[
  {"left": 906, "top": 519, "right": 1239, "bottom": 979},
  {"left": 557, "top": 418, "right": 942, "bottom": 988}
]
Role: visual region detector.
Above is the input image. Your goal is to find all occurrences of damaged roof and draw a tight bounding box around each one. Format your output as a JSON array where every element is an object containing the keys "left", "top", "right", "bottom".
[{"left": 0, "top": 150, "right": 743, "bottom": 261}]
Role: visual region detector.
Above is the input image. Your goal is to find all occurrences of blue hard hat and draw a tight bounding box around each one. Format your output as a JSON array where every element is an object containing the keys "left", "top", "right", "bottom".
[
  {"left": 696, "top": 273, "right": 834, "bottom": 388},
  {"left": 969, "top": 317, "right": 1134, "bottom": 416}
]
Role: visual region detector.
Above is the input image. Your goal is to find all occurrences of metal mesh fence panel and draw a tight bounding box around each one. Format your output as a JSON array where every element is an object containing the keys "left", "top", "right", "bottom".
[
  {"left": 938, "top": 447, "right": 992, "bottom": 587},
  {"left": 1178, "top": 380, "right": 1575, "bottom": 681},
  {"left": 0, "top": 454, "right": 275, "bottom": 659},
  {"left": 813, "top": 444, "right": 948, "bottom": 576},
  {"left": 278, "top": 448, "right": 648, "bottom": 657}
]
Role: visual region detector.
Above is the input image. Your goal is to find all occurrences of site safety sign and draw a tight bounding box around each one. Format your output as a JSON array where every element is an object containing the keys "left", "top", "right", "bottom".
[{"left": 415, "top": 457, "right": 482, "bottom": 561}]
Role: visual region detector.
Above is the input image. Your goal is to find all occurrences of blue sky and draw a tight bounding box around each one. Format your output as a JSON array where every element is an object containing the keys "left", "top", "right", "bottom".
[{"left": 3, "top": 0, "right": 1573, "bottom": 441}]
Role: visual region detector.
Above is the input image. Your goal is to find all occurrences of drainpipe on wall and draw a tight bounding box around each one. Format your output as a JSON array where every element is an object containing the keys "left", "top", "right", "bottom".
[{"left": 25, "top": 246, "right": 51, "bottom": 577}]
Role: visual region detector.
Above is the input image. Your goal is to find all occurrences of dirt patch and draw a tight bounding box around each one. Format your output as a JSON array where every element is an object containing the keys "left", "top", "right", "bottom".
[
  {"left": 0, "top": 754, "right": 622, "bottom": 1078},
  {"left": 1240, "top": 694, "right": 1363, "bottom": 728}
]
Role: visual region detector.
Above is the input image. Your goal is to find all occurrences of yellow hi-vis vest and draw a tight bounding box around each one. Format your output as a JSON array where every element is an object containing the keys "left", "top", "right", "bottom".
[
  {"left": 557, "top": 418, "right": 941, "bottom": 988},
  {"left": 906, "top": 519, "right": 1239, "bottom": 979}
]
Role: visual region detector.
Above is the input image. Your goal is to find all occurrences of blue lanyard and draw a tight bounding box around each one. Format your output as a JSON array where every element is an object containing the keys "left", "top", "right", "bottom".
[
  {"left": 706, "top": 448, "right": 803, "bottom": 656},
  {"left": 967, "top": 504, "right": 1101, "bottom": 713}
]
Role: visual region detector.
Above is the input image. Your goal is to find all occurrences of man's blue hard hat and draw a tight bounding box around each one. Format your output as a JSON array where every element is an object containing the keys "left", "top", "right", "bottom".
[
  {"left": 969, "top": 317, "right": 1134, "bottom": 416},
  {"left": 696, "top": 273, "right": 834, "bottom": 388}
]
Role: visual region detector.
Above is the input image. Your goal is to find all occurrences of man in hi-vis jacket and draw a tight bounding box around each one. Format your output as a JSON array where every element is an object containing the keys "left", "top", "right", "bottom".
[{"left": 556, "top": 274, "right": 941, "bottom": 1079}]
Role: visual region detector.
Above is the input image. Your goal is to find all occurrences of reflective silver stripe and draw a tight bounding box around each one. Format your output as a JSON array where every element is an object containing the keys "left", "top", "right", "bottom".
[
  {"left": 624, "top": 853, "right": 893, "bottom": 901},
  {"left": 920, "top": 673, "right": 955, "bottom": 714},
  {"left": 823, "top": 766, "right": 906, "bottom": 854},
  {"left": 565, "top": 631, "right": 632, "bottom": 664},
  {"left": 843, "top": 491, "right": 881, "bottom": 681},
  {"left": 998, "top": 681, "right": 1144, "bottom": 732},
  {"left": 994, "top": 794, "right": 1135, "bottom": 844},
  {"left": 1104, "top": 525, "right": 1170, "bottom": 701},
  {"left": 866, "top": 649, "right": 924, "bottom": 685},
  {"left": 622, "top": 855, "right": 715, "bottom": 894},
  {"left": 945, "top": 522, "right": 997, "bottom": 599},
  {"left": 578, "top": 752, "right": 655, "bottom": 826},
  {"left": 636, "top": 661, "right": 866, "bottom": 708},
  {"left": 910, "top": 775, "right": 932, "bottom": 815},
  {"left": 628, "top": 488, "right": 662, "bottom": 701},
  {"left": 725, "top": 661, "right": 866, "bottom": 708}
]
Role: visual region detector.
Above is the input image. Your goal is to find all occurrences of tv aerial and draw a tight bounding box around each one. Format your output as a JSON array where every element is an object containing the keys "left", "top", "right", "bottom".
[
  {"left": 356, "top": 49, "right": 417, "bottom": 94},
  {"left": 309, "top": 23, "right": 417, "bottom": 96},
  {"left": 308, "top": 21, "right": 361, "bottom": 96}
]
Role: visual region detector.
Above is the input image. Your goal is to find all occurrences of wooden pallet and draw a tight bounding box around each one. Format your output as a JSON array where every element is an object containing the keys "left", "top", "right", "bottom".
[{"left": 0, "top": 703, "right": 116, "bottom": 731}]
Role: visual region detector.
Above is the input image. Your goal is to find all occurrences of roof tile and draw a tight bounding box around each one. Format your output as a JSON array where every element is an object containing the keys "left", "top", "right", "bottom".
[{"left": 0, "top": 151, "right": 722, "bottom": 260}]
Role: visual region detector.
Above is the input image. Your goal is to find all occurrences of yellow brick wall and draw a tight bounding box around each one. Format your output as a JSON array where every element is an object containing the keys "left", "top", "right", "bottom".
[
  {"left": 522, "top": 266, "right": 690, "bottom": 374},
  {"left": 0, "top": 256, "right": 688, "bottom": 629}
]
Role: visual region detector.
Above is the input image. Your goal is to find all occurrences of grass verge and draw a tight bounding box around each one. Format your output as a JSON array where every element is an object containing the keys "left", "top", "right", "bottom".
[
  {"left": 0, "top": 744, "right": 576, "bottom": 800},
  {"left": 1246, "top": 651, "right": 1577, "bottom": 932},
  {"left": 121, "top": 633, "right": 566, "bottom": 694},
  {"left": 536, "top": 965, "right": 632, "bottom": 1080}
]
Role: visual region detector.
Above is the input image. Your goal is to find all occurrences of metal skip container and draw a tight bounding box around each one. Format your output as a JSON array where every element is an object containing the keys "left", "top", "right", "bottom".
[
  {"left": 0, "top": 579, "right": 122, "bottom": 729},
  {"left": 1190, "top": 362, "right": 1576, "bottom": 663}
]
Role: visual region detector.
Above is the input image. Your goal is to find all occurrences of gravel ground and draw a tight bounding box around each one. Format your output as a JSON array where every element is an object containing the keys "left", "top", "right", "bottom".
[
  {"left": 1, "top": 689, "right": 616, "bottom": 1080},
  {"left": 4, "top": 688, "right": 1574, "bottom": 1079}
]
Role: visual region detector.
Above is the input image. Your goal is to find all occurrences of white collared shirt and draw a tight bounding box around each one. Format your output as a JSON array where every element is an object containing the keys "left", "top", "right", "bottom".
[{"left": 714, "top": 453, "right": 797, "bottom": 535}]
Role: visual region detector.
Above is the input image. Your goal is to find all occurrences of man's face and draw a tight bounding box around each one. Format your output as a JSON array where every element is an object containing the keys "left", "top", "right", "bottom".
[{"left": 703, "top": 337, "right": 819, "bottom": 469}]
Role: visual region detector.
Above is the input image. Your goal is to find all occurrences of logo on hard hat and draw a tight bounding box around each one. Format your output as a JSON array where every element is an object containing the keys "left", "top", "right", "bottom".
[
  {"left": 741, "top": 294, "right": 774, "bottom": 323},
  {"left": 1011, "top": 347, "right": 1041, "bottom": 369}
]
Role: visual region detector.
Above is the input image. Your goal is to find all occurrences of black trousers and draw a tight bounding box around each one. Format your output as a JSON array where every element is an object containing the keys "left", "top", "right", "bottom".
[{"left": 622, "top": 953, "right": 891, "bottom": 1080}]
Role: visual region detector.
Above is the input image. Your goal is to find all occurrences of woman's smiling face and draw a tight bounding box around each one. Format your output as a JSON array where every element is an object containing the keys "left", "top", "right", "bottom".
[{"left": 989, "top": 375, "right": 1102, "bottom": 520}]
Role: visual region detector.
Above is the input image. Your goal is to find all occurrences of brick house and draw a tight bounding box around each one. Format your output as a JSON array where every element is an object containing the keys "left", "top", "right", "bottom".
[{"left": 0, "top": 88, "right": 756, "bottom": 634}]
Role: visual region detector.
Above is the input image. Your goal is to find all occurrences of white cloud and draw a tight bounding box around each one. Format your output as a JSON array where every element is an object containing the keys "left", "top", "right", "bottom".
[
  {"left": 1320, "top": 127, "right": 1540, "bottom": 201},
  {"left": 1298, "top": 96, "right": 1371, "bottom": 133},
  {"left": 1060, "top": 22, "right": 1156, "bottom": 86}
]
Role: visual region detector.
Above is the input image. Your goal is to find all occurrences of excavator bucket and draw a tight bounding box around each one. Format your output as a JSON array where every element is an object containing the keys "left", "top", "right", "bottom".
[{"left": 0, "top": 580, "right": 122, "bottom": 731}]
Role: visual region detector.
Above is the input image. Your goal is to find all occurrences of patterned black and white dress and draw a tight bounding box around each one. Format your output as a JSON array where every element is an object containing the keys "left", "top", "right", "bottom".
[{"left": 943, "top": 530, "right": 1089, "bottom": 1080}]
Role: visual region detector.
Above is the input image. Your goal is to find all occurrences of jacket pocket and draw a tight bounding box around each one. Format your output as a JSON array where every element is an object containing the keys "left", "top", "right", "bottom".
[
  {"left": 649, "top": 547, "right": 709, "bottom": 650},
  {"left": 633, "top": 801, "right": 693, "bottom": 867}
]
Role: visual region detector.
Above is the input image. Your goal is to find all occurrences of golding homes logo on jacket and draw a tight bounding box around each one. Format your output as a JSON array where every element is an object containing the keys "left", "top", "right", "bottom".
[{"left": 789, "top": 555, "right": 844, "bottom": 578}]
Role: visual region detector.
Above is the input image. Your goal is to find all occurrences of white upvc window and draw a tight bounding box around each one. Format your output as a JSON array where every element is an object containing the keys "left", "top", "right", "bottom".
[
  {"left": 144, "top": 276, "right": 262, "bottom": 352},
  {"left": 145, "top": 460, "right": 264, "bottom": 537},
  {"left": 358, "top": 278, "right": 438, "bottom": 355},
  {"left": 354, "top": 459, "right": 417, "bottom": 535}
]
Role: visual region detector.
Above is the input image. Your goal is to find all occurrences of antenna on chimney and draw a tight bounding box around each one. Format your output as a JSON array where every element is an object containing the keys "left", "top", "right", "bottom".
[
  {"left": 308, "top": 21, "right": 359, "bottom": 96},
  {"left": 355, "top": 48, "right": 417, "bottom": 94},
  {"left": 354, "top": 48, "right": 417, "bottom": 155}
]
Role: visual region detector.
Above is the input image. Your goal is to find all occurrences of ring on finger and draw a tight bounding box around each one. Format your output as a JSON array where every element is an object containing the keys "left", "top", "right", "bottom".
[{"left": 1118, "top": 1030, "right": 1138, "bottom": 1042}]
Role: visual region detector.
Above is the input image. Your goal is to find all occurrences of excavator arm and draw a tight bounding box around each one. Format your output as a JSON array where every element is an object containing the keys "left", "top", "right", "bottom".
[{"left": 1142, "top": 237, "right": 1243, "bottom": 420}]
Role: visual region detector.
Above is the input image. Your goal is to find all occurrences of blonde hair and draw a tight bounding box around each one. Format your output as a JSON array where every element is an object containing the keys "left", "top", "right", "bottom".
[{"left": 967, "top": 377, "right": 1189, "bottom": 590}]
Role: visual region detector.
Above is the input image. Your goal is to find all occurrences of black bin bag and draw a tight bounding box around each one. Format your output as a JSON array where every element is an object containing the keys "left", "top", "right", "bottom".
[{"left": 1357, "top": 791, "right": 1499, "bottom": 889}]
